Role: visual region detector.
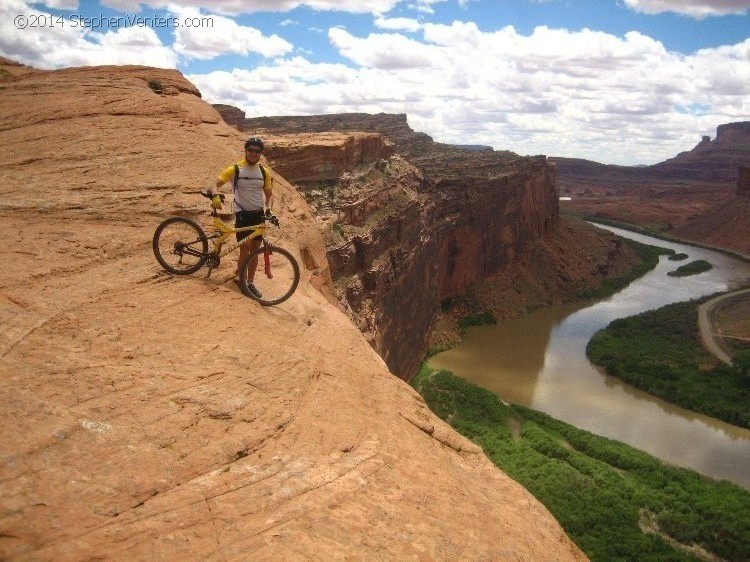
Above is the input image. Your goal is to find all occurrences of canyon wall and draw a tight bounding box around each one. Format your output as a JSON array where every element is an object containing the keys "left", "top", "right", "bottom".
[{"left": 226, "top": 110, "right": 558, "bottom": 379}]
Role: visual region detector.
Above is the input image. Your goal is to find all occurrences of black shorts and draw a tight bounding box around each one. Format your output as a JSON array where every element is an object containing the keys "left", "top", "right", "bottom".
[{"left": 235, "top": 210, "right": 264, "bottom": 242}]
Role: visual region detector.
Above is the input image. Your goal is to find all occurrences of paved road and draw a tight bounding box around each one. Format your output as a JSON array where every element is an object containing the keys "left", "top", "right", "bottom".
[{"left": 698, "top": 288, "right": 750, "bottom": 365}]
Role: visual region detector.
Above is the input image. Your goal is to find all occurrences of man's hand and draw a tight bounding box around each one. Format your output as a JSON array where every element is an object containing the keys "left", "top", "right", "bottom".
[
  {"left": 211, "top": 194, "right": 223, "bottom": 209},
  {"left": 265, "top": 208, "right": 279, "bottom": 226}
]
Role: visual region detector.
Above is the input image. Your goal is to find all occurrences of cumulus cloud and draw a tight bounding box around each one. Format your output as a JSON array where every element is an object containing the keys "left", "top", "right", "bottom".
[
  {"left": 190, "top": 19, "right": 748, "bottom": 165},
  {"left": 37, "top": 0, "right": 78, "bottom": 8},
  {"left": 624, "top": 0, "right": 750, "bottom": 18},
  {"left": 170, "top": 6, "right": 293, "bottom": 60},
  {"left": 374, "top": 15, "right": 422, "bottom": 32},
  {"left": 329, "top": 27, "right": 436, "bottom": 68},
  {"left": 0, "top": 0, "right": 177, "bottom": 69}
]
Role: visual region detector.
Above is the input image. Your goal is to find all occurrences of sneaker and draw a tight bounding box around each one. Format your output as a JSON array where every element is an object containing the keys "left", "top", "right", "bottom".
[{"left": 246, "top": 283, "right": 262, "bottom": 299}]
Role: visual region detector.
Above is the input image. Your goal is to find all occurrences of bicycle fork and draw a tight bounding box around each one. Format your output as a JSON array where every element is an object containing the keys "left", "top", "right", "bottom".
[{"left": 263, "top": 244, "right": 273, "bottom": 279}]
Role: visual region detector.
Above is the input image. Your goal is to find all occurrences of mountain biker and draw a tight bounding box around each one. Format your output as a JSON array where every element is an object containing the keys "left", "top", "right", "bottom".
[{"left": 209, "top": 137, "right": 274, "bottom": 298}]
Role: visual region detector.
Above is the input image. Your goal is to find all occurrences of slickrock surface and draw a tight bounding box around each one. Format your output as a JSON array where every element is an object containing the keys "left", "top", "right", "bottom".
[{"left": 0, "top": 59, "right": 586, "bottom": 560}]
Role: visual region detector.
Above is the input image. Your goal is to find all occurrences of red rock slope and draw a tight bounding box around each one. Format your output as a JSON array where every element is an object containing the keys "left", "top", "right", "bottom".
[{"left": 0, "top": 59, "right": 586, "bottom": 560}]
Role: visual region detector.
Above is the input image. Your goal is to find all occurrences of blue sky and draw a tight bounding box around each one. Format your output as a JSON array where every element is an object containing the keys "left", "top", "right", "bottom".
[{"left": 2, "top": 0, "right": 749, "bottom": 165}]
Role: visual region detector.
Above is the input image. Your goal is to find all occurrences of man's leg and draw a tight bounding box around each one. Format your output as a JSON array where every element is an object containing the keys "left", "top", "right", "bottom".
[{"left": 239, "top": 238, "right": 262, "bottom": 283}]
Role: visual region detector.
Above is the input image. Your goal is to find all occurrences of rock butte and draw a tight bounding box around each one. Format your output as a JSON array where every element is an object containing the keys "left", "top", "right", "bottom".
[{"left": 552, "top": 121, "right": 750, "bottom": 257}]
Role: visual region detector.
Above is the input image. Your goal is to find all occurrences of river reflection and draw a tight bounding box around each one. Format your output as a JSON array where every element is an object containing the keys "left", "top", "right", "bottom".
[{"left": 430, "top": 224, "right": 750, "bottom": 489}]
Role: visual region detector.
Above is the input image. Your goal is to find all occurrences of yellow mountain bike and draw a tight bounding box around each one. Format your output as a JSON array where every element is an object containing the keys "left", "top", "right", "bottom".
[{"left": 152, "top": 190, "right": 300, "bottom": 306}]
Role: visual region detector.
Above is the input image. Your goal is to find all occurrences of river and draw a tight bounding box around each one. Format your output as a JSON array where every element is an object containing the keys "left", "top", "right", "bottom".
[{"left": 430, "top": 224, "right": 750, "bottom": 489}]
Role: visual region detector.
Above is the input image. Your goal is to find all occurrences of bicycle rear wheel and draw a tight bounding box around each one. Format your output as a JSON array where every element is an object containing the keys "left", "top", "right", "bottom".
[
  {"left": 152, "top": 217, "right": 208, "bottom": 275},
  {"left": 239, "top": 245, "right": 300, "bottom": 306}
]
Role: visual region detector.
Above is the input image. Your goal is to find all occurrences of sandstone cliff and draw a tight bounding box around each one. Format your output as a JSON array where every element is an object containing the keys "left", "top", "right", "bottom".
[
  {"left": 674, "top": 165, "right": 750, "bottom": 256},
  {"left": 226, "top": 111, "right": 559, "bottom": 380},
  {"left": 0, "top": 60, "right": 586, "bottom": 561}
]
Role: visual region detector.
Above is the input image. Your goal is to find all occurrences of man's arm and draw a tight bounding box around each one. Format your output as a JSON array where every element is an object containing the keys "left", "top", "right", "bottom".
[
  {"left": 212, "top": 163, "right": 237, "bottom": 196},
  {"left": 263, "top": 186, "right": 274, "bottom": 212}
]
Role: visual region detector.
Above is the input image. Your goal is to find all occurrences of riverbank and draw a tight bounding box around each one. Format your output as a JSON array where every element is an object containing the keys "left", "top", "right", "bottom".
[
  {"left": 587, "top": 296, "right": 750, "bottom": 429},
  {"left": 413, "top": 368, "right": 750, "bottom": 562},
  {"left": 564, "top": 213, "right": 750, "bottom": 263}
]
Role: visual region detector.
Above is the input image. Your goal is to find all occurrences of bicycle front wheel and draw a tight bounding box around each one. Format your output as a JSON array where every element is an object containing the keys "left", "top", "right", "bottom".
[
  {"left": 152, "top": 216, "right": 208, "bottom": 275},
  {"left": 239, "top": 245, "right": 300, "bottom": 306}
]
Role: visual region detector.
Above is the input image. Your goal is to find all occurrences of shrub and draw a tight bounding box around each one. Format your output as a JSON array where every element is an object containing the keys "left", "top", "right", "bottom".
[
  {"left": 457, "top": 311, "right": 496, "bottom": 335},
  {"left": 734, "top": 350, "right": 750, "bottom": 379},
  {"left": 667, "top": 259, "right": 712, "bottom": 277},
  {"left": 147, "top": 79, "right": 164, "bottom": 93}
]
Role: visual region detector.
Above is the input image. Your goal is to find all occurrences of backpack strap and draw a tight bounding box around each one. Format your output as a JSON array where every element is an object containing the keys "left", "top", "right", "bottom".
[{"left": 235, "top": 163, "right": 268, "bottom": 188}]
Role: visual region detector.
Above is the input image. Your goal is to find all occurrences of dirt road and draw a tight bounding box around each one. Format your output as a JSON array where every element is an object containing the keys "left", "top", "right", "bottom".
[{"left": 698, "top": 288, "right": 750, "bottom": 365}]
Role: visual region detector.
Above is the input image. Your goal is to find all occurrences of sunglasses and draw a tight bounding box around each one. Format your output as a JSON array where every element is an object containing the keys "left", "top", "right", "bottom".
[{"left": 246, "top": 147, "right": 262, "bottom": 154}]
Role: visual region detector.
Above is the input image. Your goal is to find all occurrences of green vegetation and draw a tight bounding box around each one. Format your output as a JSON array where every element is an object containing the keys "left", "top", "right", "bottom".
[
  {"left": 668, "top": 253, "right": 689, "bottom": 261},
  {"left": 667, "top": 260, "right": 713, "bottom": 277},
  {"left": 423, "top": 311, "right": 497, "bottom": 358},
  {"left": 414, "top": 369, "right": 750, "bottom": 562},
  {"left": 735, "top": 350, "right": 750, "bottom": 378},
  {"left": 570, "top": 216, "right": 750, "bottom": 263},
  {"left": 457, "top": 311, "right": 496, "bottom": 335},
  {"left": 147, "top": 78, "right": 163, "bottom": 93},
  {"left": 573, "top": 238, "right": 673, "bottom": 300},
  {"left": 587, "top": 298, "right": 750, "bottom": 428}
]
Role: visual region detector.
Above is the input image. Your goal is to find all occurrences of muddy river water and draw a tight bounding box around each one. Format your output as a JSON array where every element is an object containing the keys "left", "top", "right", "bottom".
[{"left": 430, "top": 224, "right": 750, "bottom": 489}]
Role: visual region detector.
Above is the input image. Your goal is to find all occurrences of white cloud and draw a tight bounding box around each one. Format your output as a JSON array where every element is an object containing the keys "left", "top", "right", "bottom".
[
  {"left": 374, "top": 15, "right": 422, "bottom": 32},
  {"left": 190, "top": 21, "right": 749, "bottom": 165},
  {"left": 405, "top": 0, "right": 450, "bottom": 15},
  {"left": 170, "top": 6, "right": 293, "bottom": 60},
  {"left": 0, "top": 1, "right": 177, "bottom": 69},
  {"left": 624, "top": 0, "right": 750, "bottom": 18},
  {"left": 38, "top": 0, "right": 79, "bottom": 8},
  {"left": 329, "top": 27, "right": 435, "bottom": 68}
]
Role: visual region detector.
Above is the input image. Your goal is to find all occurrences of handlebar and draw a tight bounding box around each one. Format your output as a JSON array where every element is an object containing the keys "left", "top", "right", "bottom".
[{"left": 200, "top": 189, "right": 224, "bottom": 202}]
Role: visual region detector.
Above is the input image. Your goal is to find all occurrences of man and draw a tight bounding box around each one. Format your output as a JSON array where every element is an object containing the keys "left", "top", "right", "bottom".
[{"left": 210, "top": 137, "right": 274, "bottom": 298}]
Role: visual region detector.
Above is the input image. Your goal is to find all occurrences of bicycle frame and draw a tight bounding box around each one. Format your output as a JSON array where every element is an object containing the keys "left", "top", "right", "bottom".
[{"left": 209, "top": 216, "right": 267, "bottom": 258}]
